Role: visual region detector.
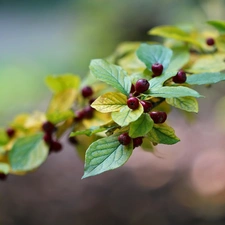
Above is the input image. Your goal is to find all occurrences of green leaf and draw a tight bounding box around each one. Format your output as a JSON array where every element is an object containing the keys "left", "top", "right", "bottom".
[
  {"left": 9, "top": 133, "right": 48, "bottom": 172},
  {"left": 91, "top": 92, "right": 127, "bottom": 113},
  {"left": 207, "top": 20, "right": 225, "bottom": 33},
  {"left": 136, "top": 44, "right": 173, "bottom": 71},
  {"left": 111, "top": 104, "right": 143, "bottom": 127},
  {"left": 149, "top": 86, "right": 202, "bottom": 98},
  {"left": 70, "top": 126, "right": 106, "bottom": 137},
  {"left": 150, "top": 70, "right": 177, "bottom": 88},
  {"left": 186, "top": 72, "right": 225, "bottom": 85},
  {"left": 45, "top": 74, "right": 80, "bottom": 93},
  {"left": 148, "top": 25, "right": 202, "bottom": 47},
  {"left": 186, "top": 53, "right": 225, "bottom": 73},
  {"left": 129, "top": 113, "right": 154, "bottom": 138},
  {"left": 89, "top": 59, "right": 131, "bottom": 96},
  {"left": 0, "top": 129, "right": 9, "bottom": 145},
  {"left": 166, "top": 97, "right": 198, "bottom": 113},
  {"left": 0, "top": 163, "right": 10, "bottom": 174},
  {"left": 47, "top": 110, "right": 74, "bottom": 124},
  {"left": 166, "top": 46, "right": 190, "bottom": 72},
  {"left": 147, "top": 123, "right": 180, "bottom": 145},
  {"left": 82, "top": 134, "right": 133, "bottom": 178}
]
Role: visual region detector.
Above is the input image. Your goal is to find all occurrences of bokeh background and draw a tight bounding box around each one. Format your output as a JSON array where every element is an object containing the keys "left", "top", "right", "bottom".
[{"left": 1, "top": 0, "right": 225, "bottom": 224}]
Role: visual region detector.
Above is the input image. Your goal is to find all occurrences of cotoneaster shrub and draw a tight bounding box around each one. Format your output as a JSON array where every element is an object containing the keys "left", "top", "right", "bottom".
[{"left": 1, "top": 20, "right": 225, "bottom": 179}]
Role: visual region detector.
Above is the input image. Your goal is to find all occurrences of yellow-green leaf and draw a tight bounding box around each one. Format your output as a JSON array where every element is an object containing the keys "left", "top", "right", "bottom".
[
  {"left": 207, "top": 20, "right": 225, "bottom": 34},
  {"left": 111, "top": 104, "right": 143, "bottom": 127},
  {"left": 147, "top": 123, "right": 180, "bottom": 145},
  {"left": 186, "top": 53, "right": 225, "bottom": 73},
  {"left": 47, "top": 110, "right": 74, "bottom": 124},
  {"left": 47, "top": 89, "right": 76, "bottom": 114},
  {"left": 45, "top": 74, "right": 80, "bottom": 93},
  {"left": 148, "top": 25, "right": 202, "bottom": 47},
  {"left": 166, "top": 97, "right": 198, "bottom": 113},
  {"left": 91, "top": 92, "right": 127, "bottom": 113}
]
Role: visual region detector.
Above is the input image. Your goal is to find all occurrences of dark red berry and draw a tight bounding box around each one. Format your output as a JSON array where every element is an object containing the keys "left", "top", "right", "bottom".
[
  {"left": 135, "top": 79, "right": 150, "bottom": 93},
  {"left": 133, "top": 137, "right": 143, "bottom": 148},
  {"left": 83, "top": 106, "right": 95, "bottom": 119},
  {"left": 150, "top": 111, "right": 167, "bottom": 124},
  {"left": 140, "top": 100, "right": 153, "bottom": 113},
  {"left": 6, "top": 128, "right": 15, "bottom": 138},
  {"left": 0, "top": 173, "right": 7, "bottom": 181},
  {"left": 206, "top": 37, "right": 215, "bottom": 46},
  {"left": 50, "top": 141, "right": 62, "bottom": 152},
  {"left": 81, "top": 86, "right": 93, "bottom": 98},
  {"left": 43, "top": 133, "right": 52, "bottom": 144},
  {"left": 151, "top": 63, "right": 163, "bottom": 76},
  {"left": 75, "top": 110, "right": 86, "bottom": 121},
  {"left": 127, "top": 97, "right": 139, "bottom": 110},
  {"left": 68, "top": 136, "right": 78, "bottom": 145},
  {"left": 118, "top": 133, "right": 132, "bottom": 145},
  {"left": 42, "top": 121, "right": 55, "bottom": 134},
  {"left": 172, "top": 70, "right": 187, "bottom": 83},
  {"left": 130, "top": 84, "right": 135, "bottom": 93}
]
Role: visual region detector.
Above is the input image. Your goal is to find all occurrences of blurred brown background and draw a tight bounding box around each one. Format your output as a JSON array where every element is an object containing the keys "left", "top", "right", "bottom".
[{"left": 1, "top": 0, "right": 225, "bottom": 224}]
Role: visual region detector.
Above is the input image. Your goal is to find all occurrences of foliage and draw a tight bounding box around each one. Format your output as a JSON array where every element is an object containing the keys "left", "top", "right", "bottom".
[{"left": 1, "top": 20, "right": 225, "bottom": 179}]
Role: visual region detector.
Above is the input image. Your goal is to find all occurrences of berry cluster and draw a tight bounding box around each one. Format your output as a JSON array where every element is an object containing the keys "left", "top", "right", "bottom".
[
  {"left": 42, "top": 121, "right": 62, "bottom": 153},
  {"left": 128, "top": 79, "right": 152, "bottom": 111},
  {"left": 75, "top": 86, "right": 95, "bottom": 121},
  {"left": 118, "top": 133, "right": 143, "bottom": 149}
]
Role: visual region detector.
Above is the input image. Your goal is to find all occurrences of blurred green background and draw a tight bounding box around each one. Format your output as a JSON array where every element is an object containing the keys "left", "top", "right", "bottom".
[{"left": 1, "top": 1, "right": 225, "bottom": 225}]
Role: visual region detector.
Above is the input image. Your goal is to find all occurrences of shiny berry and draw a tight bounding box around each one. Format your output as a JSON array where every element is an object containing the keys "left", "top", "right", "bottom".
[
  {"left": 81, "top": 86, "right": 93, "bottom": 98},
  {"left": 151, "top": 63, "right": 163, "bottom": 76},
  {"left": 42, "top": 121, "right": 55, "bottom": 134},
  {"left": 173, "top": 70, "right": 187, "bottom": 83},
  {"left": 6, "top": 128, "right": 15, "bottom": 138},
  {"left": 150, "top": 111, "right": 167, "bottom": 124},
  {"left": 50, "top": 141, "right": 62, "bottom": 152},
  {"left": 133, "top": 137, "right": 143, "bottom": 148},
  {"left": 140, "top": 100, "right": 153, "bottom": 113},
  {"left": 0, "top": 173, "right": 7, "bottom": 181},
  {"left": 127, "top": 97, "right": 139, "bottom": 110},
  {"left": 135, "top": 79, "right": 150, "bottom": 93},
  {"left": 206, "top": 37, "right": 215, "bottom": 46},
  {"left": 118, "top": 133, "right": 132, "bottom": 145}
]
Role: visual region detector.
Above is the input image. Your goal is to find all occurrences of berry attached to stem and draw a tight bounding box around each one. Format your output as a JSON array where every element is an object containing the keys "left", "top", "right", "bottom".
[
  {"left": 118, "top": 133, "right": 132, "bottom": 145},
  {"left": 50, "top": 141, "right": 62, "bottom": 152},
  {"left": 135, "top": 79, "right": 150, "bottom": 93},
  {"left": 151, "top": 63, "right": 163, "bottom": 76},
  {"left": 140, "top": 100, "right": 153, "bottom": 113},
  {"left": 150, "top": 111, "right": 167, "bottom": 124},
  {"left": 127, "top": 97, "right": 139, "bottom": 110},
  {"left": 172, "top": 70, "right": 187, "bottom": 83},
  {"left": 81, "top": 86, "right": 93, "bottom": 98}
]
